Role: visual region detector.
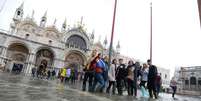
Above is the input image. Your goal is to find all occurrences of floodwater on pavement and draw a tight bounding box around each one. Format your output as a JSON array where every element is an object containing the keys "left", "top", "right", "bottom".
[{"left": 0, "top": 72, "right": 200, "bottom": 101}]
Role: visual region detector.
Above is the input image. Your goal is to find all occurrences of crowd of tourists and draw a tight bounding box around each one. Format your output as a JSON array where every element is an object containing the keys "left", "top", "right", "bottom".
[
  {"left": 31, "top": 64, "right": 56, "bottom": 80},
  {"left": 70, "top": 49, "right": 166, "bottom": 99},
  {"left": 29, "top": 49, "right": 177, "bottom": 99}
]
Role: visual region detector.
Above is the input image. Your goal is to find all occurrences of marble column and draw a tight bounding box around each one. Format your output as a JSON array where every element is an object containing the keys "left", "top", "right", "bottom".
[
  {"left": 189, "top": 79, "right": 191, "bottom": 90},
  {"left": 26, "top": 53, "right": 35, "bottom": 74},
  {"left": 197, "top": 79, "right": 199, "bottom": 91},
  {"left": 24, "top": 54, "right": 30, "bottom": 74},
  {"left": 0, "top": 47, "right": 7, "bottom": 64}
]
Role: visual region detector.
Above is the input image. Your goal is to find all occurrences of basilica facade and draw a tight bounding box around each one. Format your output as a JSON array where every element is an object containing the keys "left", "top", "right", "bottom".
[{"left": 0, "top": 3, "right": 95, "bottom": 74}]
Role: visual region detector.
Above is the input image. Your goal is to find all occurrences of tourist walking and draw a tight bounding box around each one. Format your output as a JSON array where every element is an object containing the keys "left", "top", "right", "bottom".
[
  {"left": 52, "top": 69, "right": 56, "bottom": 80},
  {"left": 170, "top": 78, "right": 177, "bottom": 98},
  {"left": 126, "top": 60, "right": 135, "bottom": 96},
  {"left": 147, "top": 59, "right": 158, "bottom": 99},
  {"left": 31, "top": 67, "right": 37, "bottom": 78},
  {"left": 47, "top": 69, "right": 51, "bottom": 80},
  {"left": 140, "top": 63, "right": 149, "bottom": 97},
  {"left": 60, "top": 68, "right": 67, "bottom": 83},
  {"left": 133, "top": 61, "right": 141, "bottom": 97},
  {"left": 102, "top": 56, "right": 109, "bottom": 91},
  {"left": 65, "top": 67, "right": 71, "bottom": 83},
  {"left": 91, "top": 53, "right": 106, "bottom": 93},
  {"left": 155, "top": 73, "right": 162, "bottom": 96},
  {"left": 106, "top": 59, "right": 117, "bottom": 94}
]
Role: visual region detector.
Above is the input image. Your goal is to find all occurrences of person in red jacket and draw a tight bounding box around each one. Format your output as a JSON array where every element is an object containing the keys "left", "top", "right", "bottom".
[{"left": 91, "top": 53, "right": 106, "bottom": 93}]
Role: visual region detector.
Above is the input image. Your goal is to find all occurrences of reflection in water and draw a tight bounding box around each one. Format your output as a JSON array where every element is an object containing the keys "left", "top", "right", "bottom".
[
  {"left": 56, "top": 84, "right": 65, "bottom": 93},
  {"left": 0, "top": 73, "right": 200, "bottom": 101},
  {"left": 0, "top": 73, "right": 112, "bottom": 101}
]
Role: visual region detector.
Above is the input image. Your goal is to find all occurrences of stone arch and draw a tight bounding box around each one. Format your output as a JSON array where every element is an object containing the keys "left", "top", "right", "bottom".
[
  {"left": 65, "top": 50, "right": 86, "bottom": 71},
  {"left": 6, "top": 40, "right": 31, "bottom": 53},
  {"left": 6, "top": 43, "right": 29, "bottom": 73},
  {"left": 35, "top": 47, "right": 55, "bottom": 69}
]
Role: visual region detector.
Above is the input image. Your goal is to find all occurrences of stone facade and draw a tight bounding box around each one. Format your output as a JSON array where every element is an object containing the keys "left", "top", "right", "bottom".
[
  {"left": 173, "top": 66, "right": 201, "bottom": 95},
  {"left": 0, "top": 3, "right": 94, "bottom": 75}
]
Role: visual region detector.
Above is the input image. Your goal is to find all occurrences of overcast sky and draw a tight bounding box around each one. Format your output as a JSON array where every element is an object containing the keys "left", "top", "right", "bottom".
[{"left": 0, "top": 0, "right": 201, "bottom": 77}]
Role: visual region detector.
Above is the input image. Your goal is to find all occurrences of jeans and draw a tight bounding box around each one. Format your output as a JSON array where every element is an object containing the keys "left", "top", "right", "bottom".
[
  {"left": 156, "top": 84, "right": 161, "bottom": 95},
  {"left": 92, "top": 72, "right": 105, "bottom": 92}
]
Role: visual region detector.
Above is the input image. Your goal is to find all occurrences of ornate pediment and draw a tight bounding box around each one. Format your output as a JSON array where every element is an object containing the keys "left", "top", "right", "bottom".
[
  {"left": 44, "top": 26, "right": 61, "bottom": 39},
  {"left": 17, "top": 18, "right": 38, "bottom": 34}
]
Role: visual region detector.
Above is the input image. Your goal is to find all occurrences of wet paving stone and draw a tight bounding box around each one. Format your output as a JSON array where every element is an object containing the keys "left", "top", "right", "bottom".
[{"left": 0, "top": 72, "right": 201, "bottom": 101}]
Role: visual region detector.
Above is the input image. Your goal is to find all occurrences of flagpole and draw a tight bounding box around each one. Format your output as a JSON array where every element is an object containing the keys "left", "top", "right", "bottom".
[
  {"left": 108, "top": 0, "right": 118, "bottom": 68},
  {"left": 150, "top": 2, "right": 153, "bottom": 64}
]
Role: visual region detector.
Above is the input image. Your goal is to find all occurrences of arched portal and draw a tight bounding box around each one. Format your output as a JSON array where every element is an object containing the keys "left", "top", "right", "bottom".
[
  {"left": 35, "top": 49, "right": 54, "bottom": 69},
  {"left": 65, "top": 51, "right": 85, "bottom": 71},
  {"left": 6, "top": 43, "right": 29, "bottom": 73}
]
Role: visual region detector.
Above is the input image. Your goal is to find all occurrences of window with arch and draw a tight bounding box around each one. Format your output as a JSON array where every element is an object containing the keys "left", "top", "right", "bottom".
[
  {"left": 66, "top": 35, "right": 87, "bottom": 50},
  {"left": 190, "top": 77, "right": 196, "bottom": 85}
]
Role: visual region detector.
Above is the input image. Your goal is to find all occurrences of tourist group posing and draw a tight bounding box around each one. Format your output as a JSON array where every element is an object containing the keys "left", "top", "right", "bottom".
[{"left": 81, "top": 50, "right": 162, "bottom": 99}]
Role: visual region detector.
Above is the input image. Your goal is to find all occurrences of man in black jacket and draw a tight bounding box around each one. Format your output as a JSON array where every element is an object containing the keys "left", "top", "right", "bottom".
[
  {"left": 116, "top": 59, "right": 127, "bottom": 95},
  {"left": 147, "top": 59, "right": 158, "bottom": 99}
]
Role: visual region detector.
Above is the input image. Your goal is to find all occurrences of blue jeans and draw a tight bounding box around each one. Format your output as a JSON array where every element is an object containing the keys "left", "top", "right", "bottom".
[
  {"left": 92, "top": 72, "right": 105, "bottom": 92},
  {"left": 156, "top": 84, "right": 161, "bottom": 95}
]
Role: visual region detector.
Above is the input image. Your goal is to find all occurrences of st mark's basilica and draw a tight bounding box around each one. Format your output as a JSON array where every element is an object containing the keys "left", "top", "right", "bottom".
[{"left": 0, "top": 3, "right": 108, "bottom": 75}]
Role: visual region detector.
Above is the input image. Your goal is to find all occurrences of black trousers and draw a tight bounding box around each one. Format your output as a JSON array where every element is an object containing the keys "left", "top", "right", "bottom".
[
  {"left": 116, "top": 78, "right": 124, "bottom": 95},
  {"left": 171, "top": 86, "right": 177, "bottom": 98},
  {"left": 147, "top": 78, "right": 157, "bottom": 98},
  {"left": 106, "top": 81, "right": 116, "bottom": 94},
  {"left": 140, "top": 81, "right": 147, "bottom": 88},
  {"left": 127, "top": 79, "right": 137, "bottom": 96},
  {"left": 82, "top": 71, "right": 94, "bottom": 91}
]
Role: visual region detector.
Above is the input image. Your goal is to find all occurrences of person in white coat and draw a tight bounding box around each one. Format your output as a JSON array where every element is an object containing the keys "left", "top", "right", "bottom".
[{"left": 106, "top": 59, "right": 117, "bottom": 94}]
